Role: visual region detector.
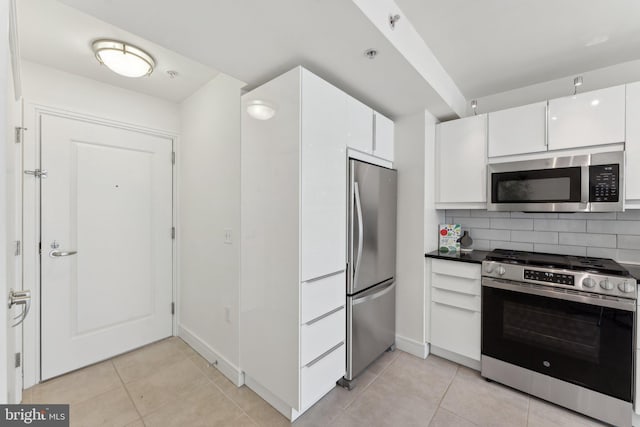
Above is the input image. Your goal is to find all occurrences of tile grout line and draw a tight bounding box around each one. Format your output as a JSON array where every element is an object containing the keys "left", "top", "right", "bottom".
[
  {"left": 434, "top": 365, "right": 481, "bottom": 427},
  {"left": 341, "top": 351, "right": 399, "bottom": 412},
  {"left": 112, "top": 359, "right": 147, "bottom": 427}
]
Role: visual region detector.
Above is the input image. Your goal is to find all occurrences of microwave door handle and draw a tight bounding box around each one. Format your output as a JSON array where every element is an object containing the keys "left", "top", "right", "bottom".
[{"left": 581, "top": 165, "right": 589, "bottom": 205}]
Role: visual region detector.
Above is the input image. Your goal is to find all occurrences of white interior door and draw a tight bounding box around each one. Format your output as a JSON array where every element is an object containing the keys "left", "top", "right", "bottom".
[{"left": 40, "top": 114, "right": 173, "bottom": 380}]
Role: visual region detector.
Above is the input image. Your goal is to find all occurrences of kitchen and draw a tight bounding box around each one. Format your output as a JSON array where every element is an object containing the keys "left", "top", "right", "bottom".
[{"left": 2, "top": 0, "right": 640, "bottom": 426}]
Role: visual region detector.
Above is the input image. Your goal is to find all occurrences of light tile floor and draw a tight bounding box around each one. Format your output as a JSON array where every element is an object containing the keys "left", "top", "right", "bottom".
[{"left": 23, "top": 337, "right": 606, "bottom": 426}]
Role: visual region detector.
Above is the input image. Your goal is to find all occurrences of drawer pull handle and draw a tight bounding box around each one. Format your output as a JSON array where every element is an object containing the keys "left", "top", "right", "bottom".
[
  {"left": 305, "top": 342, "right": 344, "bottom": 368},
  {"left": 305, "top": 305, "right": 344, "bottom": 326},
  {"left": 432, "top": 285, "right": 478, "bottom": 296},
  {"left": 433, "top": 300, "right": 477, "bottom": 313},
  {"left": 304, "top": 270, "right": 344, "bottom": 284}
]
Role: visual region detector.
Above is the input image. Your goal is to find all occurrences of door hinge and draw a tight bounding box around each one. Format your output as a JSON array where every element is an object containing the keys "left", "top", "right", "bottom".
[
  {"left": 15, "top": 240, "right": 21, "bottom": 256},
  {"left": 15, "top": 352, "right": 21, "bottom": 368},
  {"left": 172, "top": 152, "right": 175, "bottom": 165},
  {"left": 171, "top": 227, "right": 176, "bottom": 239},
  {"left": 38, "top": 242, "right": 42, "bottom": 255},
  {"left": 171, "top": 302, "right": 175, "bottom": 315},
  {"left": 14, "top": 126, "right": 26, "bottom": 144}
]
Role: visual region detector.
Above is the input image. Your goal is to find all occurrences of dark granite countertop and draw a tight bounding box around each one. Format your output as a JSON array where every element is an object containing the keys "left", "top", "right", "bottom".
[{"left": 425, "top": 249, "right": 490, "bottom": 265}]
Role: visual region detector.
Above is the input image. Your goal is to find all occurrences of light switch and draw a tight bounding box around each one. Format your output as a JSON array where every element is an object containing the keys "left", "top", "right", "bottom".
[{"left": 224, "top": 229, "right": 232, "bottom": 244}]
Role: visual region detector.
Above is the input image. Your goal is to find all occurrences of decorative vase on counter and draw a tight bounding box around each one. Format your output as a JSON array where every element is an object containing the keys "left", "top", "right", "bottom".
[{"left": 458, "top": 230, "right": 473, "bottom": 253}]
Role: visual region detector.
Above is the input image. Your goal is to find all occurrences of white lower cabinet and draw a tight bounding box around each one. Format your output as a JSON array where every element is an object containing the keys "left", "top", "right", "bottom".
[
  {"left": 429, "top": 259, "right": 482, "bottom": 367},
  {"left": 301, "top": 342, "right": 346, "bottom": 410}
]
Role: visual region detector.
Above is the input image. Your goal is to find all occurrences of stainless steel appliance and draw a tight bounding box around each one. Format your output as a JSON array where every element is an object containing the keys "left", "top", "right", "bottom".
[
  {"left": 487, "top": 151, "right": 624, "bottom": 212},
  {"left": 340, "top": 159, "right": 397, "bottom": 387},
  {"left": 481, "top": 249, "right": 636, "bottom": 427}
]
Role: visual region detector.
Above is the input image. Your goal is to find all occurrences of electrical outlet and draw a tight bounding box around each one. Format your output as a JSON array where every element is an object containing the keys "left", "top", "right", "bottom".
[
  {"left": 225, "top": 306, "right": 231, "bottom": 323},
  {"left": 224, "top": 229, "right": 232, "bottom": 244}
]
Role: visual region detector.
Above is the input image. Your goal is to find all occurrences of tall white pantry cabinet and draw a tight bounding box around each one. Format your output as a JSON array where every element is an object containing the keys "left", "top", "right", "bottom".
[{"left": 240, "top": 67, "right": 349, "bottom": 420}]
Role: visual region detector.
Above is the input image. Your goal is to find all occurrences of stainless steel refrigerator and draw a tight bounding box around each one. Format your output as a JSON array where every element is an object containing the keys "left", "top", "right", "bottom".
[{"left": 342, "top": 159, "right": 397, "bottom": 386}]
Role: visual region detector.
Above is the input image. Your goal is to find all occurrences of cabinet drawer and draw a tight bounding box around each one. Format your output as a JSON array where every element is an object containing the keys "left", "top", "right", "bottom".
[
  {"left": 301, "top": 271, "right": 345, "bottom": 324},
  {"left": 432, "top": 273, "right": 480, "bottom": 296},
  {"left": 432, "top": 259, "right": 481, "bottom": 280},
  {"left": 301, "top": 306, "right": 345, "bottom": 367},
  {"left": 301, "top": 342, "right": 345, "bottom": 410},
  {"left": 431, "top": 301, "right": 481, "bottom": 361},
  {"left": 432, "top": 287, "right": 480, "bottom": 312}
]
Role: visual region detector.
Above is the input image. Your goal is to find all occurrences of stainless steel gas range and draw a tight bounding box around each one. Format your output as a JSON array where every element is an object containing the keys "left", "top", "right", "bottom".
[{"left": 481, "top": 249, "right": 637, "bottom": 427}]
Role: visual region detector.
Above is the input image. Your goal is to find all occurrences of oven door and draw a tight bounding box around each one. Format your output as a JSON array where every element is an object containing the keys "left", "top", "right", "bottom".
[
  {"left": 487, "top": 155, "right": 589, "bottom": 212},
  {"left": 482, "top": 278, "right": 634, "bottom": 402}
]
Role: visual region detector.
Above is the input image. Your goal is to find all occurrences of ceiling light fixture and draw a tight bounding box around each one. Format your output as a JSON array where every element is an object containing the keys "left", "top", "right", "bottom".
[
  {"left": 92, "top": 40, "right": 155, "bottom": 78},
  {"left": 471, "top": 99, "right": 478, "bottom": 115},
  {"left": 364, "top": 49, "right": 378, "bottom": 59},
  {"left": 389, "top": 14, "right": 401, "bottom": 30},
  {"left": 247, "top": 100, "right": 277, "bottom": 120},
  {"left": 573, "top": 76, "right": 583, "bottom": 95}
]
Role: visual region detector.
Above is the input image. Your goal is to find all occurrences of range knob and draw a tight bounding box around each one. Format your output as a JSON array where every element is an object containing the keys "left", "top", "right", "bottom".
[
  {"left": 496, "top": 266, "right": 506, "bottom": 276},
  {"left": 618, "top": 280, "right": 636, "bottom": 294},
  {"left": 484, "top": 263, "right": 495, "bottom": 273},
  {"left": 582, "top": 277, "right": 596, "bottom": 288},
  {"left": 600, "top": 279, "right": 614, "bottom": 291}
]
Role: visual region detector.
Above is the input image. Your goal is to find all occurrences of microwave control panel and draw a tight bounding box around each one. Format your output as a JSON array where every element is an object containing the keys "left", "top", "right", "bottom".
[{"left": 589, "top": 164, "right": 619, "bottom": 202}]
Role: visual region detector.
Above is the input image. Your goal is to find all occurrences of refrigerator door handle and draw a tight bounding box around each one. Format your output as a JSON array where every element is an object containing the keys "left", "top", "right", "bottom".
[
  {"left": 352, "top": 281, "right": 395, "bottom": 306},
  {"left": 353, "top": 181, "right": 364, "bottom": 288}
]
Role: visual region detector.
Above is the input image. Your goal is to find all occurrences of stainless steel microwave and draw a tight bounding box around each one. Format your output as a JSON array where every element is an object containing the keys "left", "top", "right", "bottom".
[{"left": 487, "top": 151, "right": 624, "bottom": 212}]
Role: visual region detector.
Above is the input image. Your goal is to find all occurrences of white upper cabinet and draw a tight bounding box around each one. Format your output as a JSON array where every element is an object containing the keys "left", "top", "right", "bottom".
[
  {"left": 435, "top": 114, "right": 487, "bottom": 208},
  {"left": 300, "top": 70, "right": 347, "bottom": 281},
  {"left": 344, "top": 95, "right": 394, "bottom": 162},
  {"left": 345, "top": 94, "right": 373, "bottom": 154},
  {"left": 373, "top": 111, "right": 394, "bottom": 162},
  {"left": 548, "top": 85, "right": 625, "bottom": 151},
  {"left": 488, "top": 101, "right": 547, "bottom": 157},
  {"left": 625, "top": 82, "right": 640, "bottom": 206}
]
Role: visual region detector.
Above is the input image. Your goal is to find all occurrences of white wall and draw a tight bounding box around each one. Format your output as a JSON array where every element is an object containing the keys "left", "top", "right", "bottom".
[
  {"left": 177, "top": 73, "right": 245, "bottom": 379},
  {"left": 20, "top": 60, "right": 180, "bottom": 134},
  {"left": 394, "top": 110, "right": 442, "bottom": 357}
]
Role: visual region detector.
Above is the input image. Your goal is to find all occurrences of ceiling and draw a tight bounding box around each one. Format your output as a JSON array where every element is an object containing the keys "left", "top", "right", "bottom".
[
  {"left": 55, "top": 0, "right": 460, "bottom": 119},
  {"left": 18, "top": 0, "right": 221, "bottom": 103},
  {"left": 396, "top": 0, "right": 640, "bottom": 99}
]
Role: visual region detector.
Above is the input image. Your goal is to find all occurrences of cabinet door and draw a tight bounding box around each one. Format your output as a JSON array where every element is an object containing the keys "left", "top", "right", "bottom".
[
  {"left": 300, "top": 70, "right": 347, "bottom": 281},
  {"left": 548, "top": 85, "right": 625, "bottom": 151},
  {"left": 626, "top": 82, "right": 640, "bottom": 205},
  {"left": 488, "top": 102, "right": 547, "bottom": 157},
  {"left": 373, "top": 111, "right": 394, "bottom": 161},
  {"left": 431, "top": 301, "right": 480, "bottom": 361},
  {"left": 435, "top": 115, "right": 487, "bottom": 205},
  {"left": 345, "top": 94, "right": 373, "bottom": 154}
]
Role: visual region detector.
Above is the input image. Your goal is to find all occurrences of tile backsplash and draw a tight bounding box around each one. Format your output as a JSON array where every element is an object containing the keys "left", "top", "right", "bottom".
[{"left": 443, "top": 210, "right": 640, "bottom": 264}]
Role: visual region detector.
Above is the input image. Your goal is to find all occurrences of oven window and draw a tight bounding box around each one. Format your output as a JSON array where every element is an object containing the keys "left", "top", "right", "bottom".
[
  {"left": 492, "top": 167, "right": 582, "bottom": 203},
  {"left": 482, "top": 285, "right": 633, "bottom": 401}
]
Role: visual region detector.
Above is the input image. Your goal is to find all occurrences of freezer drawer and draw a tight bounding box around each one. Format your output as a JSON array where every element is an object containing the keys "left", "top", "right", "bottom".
[{"left": 346, "top": 280, "right": 396, "bottom": 380}]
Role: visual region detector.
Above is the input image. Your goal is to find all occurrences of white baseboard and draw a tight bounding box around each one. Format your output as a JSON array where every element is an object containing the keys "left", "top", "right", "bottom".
[
  {"left": 395, "top": 334, "right": 429, "bottom": 359},
  {"left": 244, "top": 375, "right": 300, "bottom": 421},
  {"left": 178, "top": 324, "right": 244, "bottom": 387},
  {"left": 430, "top": 345, "right": 481, "bottom": 371}
]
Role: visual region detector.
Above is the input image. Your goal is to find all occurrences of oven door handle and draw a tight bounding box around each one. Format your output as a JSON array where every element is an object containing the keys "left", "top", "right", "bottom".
[{"left": 482, "top": 277, "right": 636, "bottom": 312}]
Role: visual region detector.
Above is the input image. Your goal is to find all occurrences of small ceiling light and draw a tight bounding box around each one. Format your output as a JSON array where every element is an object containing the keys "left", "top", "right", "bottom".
[
  {"left": 364, "top": 49, "right": 378, "bottom": 59},
  {"left": 573, "top": 76, "right": 583, "bottom": 95},
  {"left": 471, "top": 99, "right": 478, "bottom": 115},
  {"left": 92, "top": 40, "right": 155, "bottom": 78},
  {"left": 247, "top": 100, "right": 276, "bottom": 120},
  {"left": 389, "top": 14, "right": 401, "bottom": 30},
  {"left": 591, "top": 99, "right": 600, "bottom": 106},
  {"left": 166, "top": 70, "right": 179, "bottom": 79}
]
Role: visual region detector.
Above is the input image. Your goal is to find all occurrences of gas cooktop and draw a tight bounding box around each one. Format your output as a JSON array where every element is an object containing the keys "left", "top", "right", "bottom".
[{"left": 485, "top": 249, "right": 631, "bottom": 277}]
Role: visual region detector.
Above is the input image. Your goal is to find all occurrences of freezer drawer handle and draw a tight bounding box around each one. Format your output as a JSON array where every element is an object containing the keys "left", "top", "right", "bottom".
[
  {"left": 352, "top": 281, "right": 396, "bottom": 306},
  {"left": 305, "top": 342, "right": 344, "bottom": 368},
  {"left": 305, "top": 305, "right": 344, "bottom": 326}
]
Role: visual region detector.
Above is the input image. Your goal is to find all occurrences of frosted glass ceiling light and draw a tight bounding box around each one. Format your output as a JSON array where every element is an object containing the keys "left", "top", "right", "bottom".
[
  {"left": 92, "top": 40, "right": 155, "bottom": 78},
  {"left": 247, "top": 100, "right": 276, "bottom": 120}
]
